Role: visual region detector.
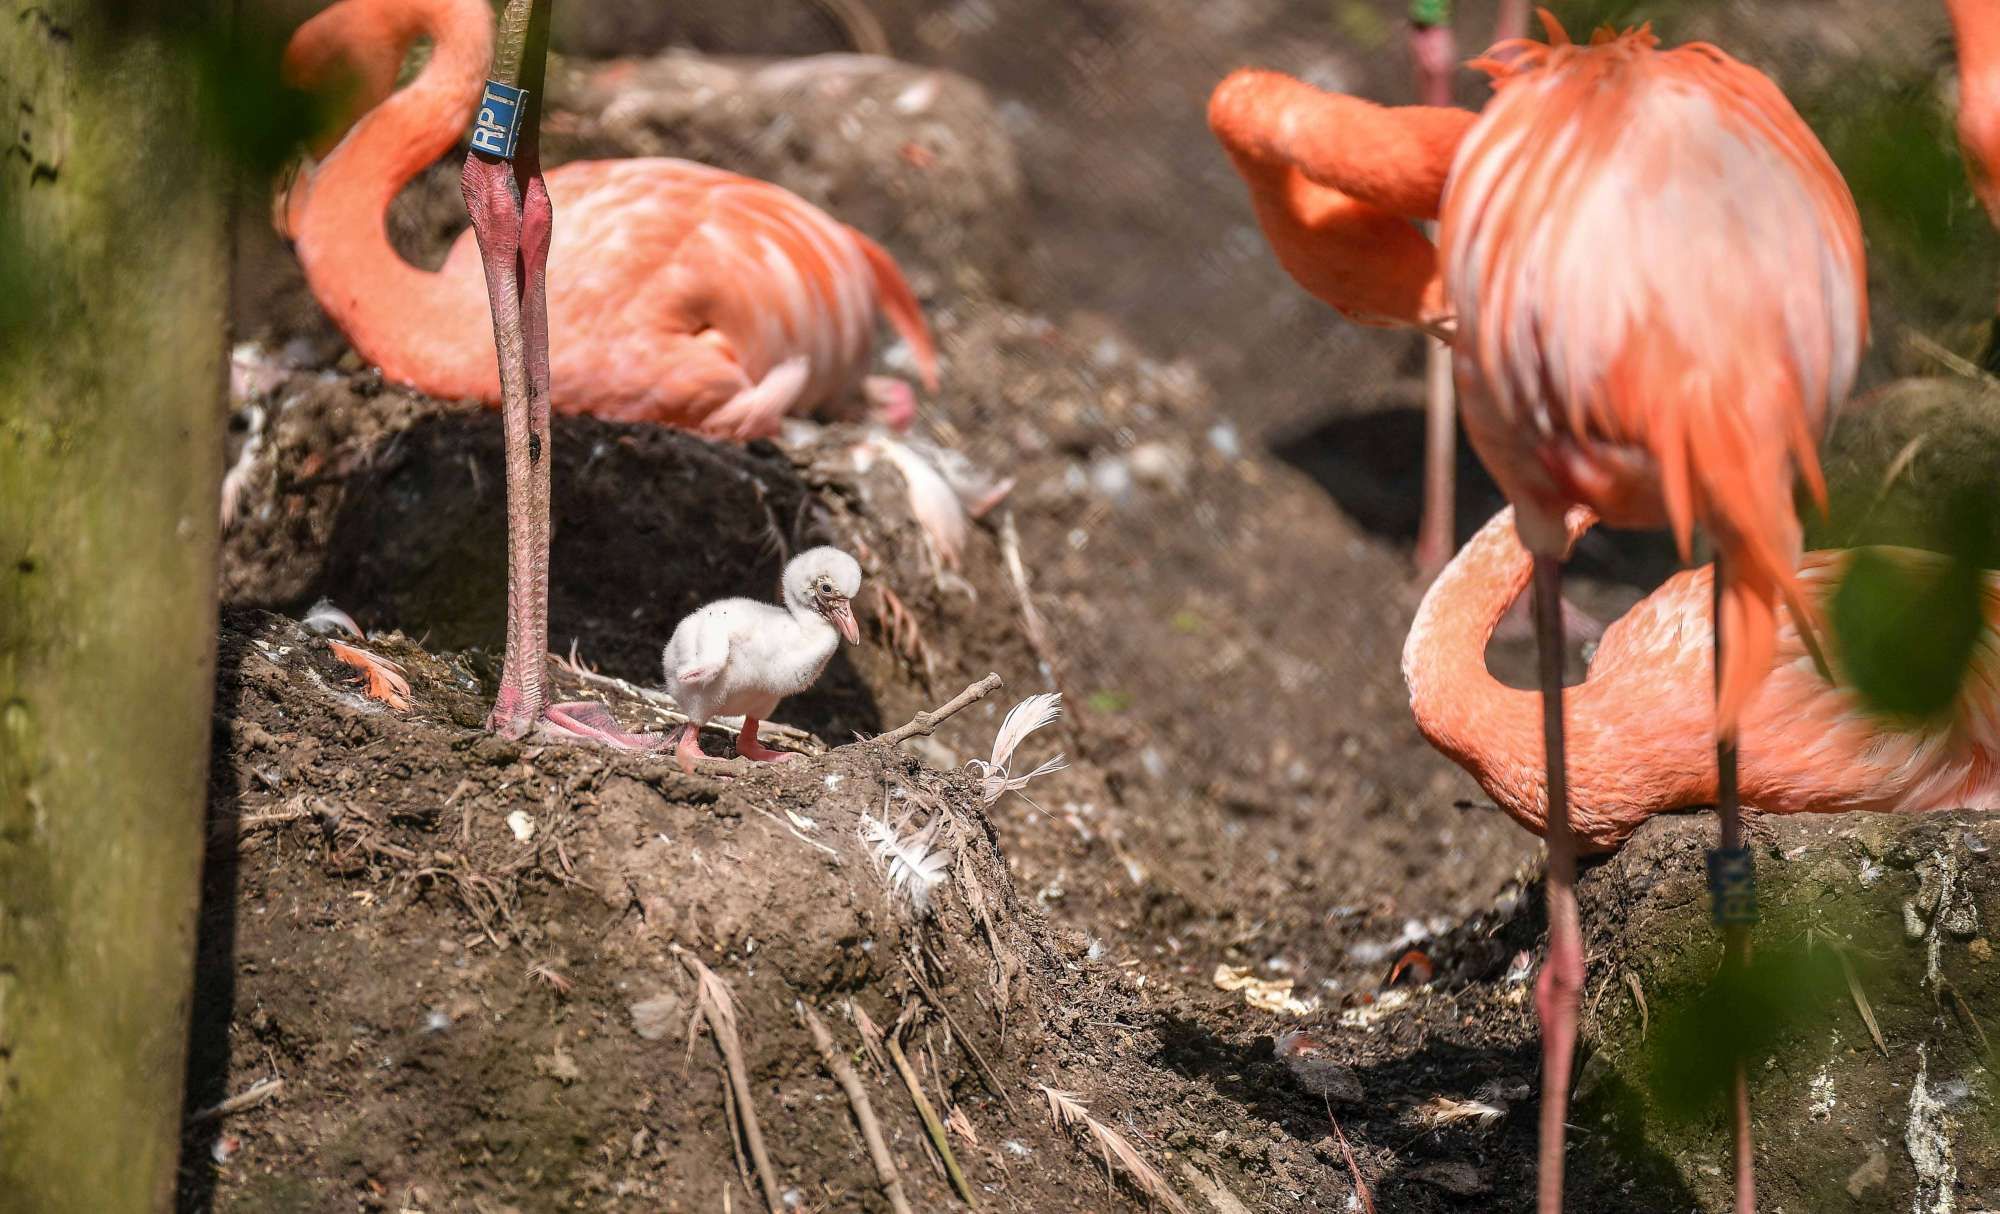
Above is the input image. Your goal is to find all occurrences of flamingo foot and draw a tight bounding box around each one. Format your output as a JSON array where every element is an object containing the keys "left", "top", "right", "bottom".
[
  {"left": 489, "top": 693, "right": 659, "bottom": 750},
  {"left": 736, "top": 716, "right": 797, "bottom": 763},
  {"left": 673, "top": 723, "right": 707, "bottom": 775}
]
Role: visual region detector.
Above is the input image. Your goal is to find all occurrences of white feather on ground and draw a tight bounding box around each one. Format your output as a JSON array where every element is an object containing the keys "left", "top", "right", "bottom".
[
  {"left": 860, "top": 809, "right": 952, "bottom": 912},
  {"left": 969, "top": 692, "right": 1069, "bottom": 803}
]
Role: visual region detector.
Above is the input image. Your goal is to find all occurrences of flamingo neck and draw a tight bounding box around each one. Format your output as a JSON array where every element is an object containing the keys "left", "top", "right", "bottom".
[
  {"left": 1401, "top": 510, "right": 1549, "bottom": 829},
  {"left": 290, "top": 0, "right": 495, "bottom": 394}
]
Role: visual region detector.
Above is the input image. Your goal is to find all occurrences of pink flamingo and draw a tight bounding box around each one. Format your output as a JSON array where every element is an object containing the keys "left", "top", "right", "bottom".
[
  {"left": 280, "top": 0, "right": 937, "bottom": 440},
  {"left": 1211, "top": 15, "right": 1866, "bottom": 1209}
]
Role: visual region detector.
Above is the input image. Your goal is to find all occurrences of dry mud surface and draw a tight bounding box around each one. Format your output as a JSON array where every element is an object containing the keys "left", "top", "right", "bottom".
[{"left": 195, "top": 1, "right": 1997, "bottom": 1210}]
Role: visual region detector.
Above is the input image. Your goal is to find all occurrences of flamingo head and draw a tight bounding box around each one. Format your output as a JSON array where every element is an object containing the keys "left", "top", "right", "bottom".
[{"left": 786, "top": 548, "right": 864, "bottom": 645}]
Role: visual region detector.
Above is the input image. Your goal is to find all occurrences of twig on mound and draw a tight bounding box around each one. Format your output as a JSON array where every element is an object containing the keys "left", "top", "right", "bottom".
[
  {"left": 999, "top": 512, "right": 1068, "bottom": 694},
  {"left": 882, "top": 1016, "right": 978, "bottom": 1207},
  {"left": 186, "top": 1077, "right": 285, "bottom": 1126},
  {"left": 676, "top": 948, "right": 783, "bottom": 1211},
  {"left": 799, "top": 1002, "right": 914, "bottom": 1214},
  {"left": 875, "top": 674, "right": 1003, "bottom": 747},
  {"left": 902, "top": 956, "right": 1015, "bottom": 1114}
]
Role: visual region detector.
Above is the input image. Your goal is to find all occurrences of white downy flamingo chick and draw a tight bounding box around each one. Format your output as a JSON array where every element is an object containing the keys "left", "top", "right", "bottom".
[{"left": 662, "top": 547, "right": 863, "bottom": 774}]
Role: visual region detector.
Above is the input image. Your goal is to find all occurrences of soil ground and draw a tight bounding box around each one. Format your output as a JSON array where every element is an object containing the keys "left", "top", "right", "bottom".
[{"left": 189, "top": 1, "right": 1998, "bottom": 1211}]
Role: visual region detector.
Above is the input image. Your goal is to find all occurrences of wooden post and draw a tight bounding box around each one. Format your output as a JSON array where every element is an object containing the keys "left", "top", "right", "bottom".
[{"left": 0, "top": 3, "right": 229, "bottom": 1210}]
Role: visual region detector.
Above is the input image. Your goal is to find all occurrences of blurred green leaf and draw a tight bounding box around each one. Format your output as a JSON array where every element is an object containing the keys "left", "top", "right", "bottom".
[
  {"left": 1086, "top": 690, "right": 1133, "bottom": 714},
  {"left": 1833, "top": 544, "right": 1985, "bottom": 720},
  {"left": 186, "top": 15, "right": 335, "bottom": 179},
  {"left": 1644, "top": 939, "right": 1844, "bottom": 1120},
  {"left": 1332, "top": 1, "right": 1392, "bottom": 50}
]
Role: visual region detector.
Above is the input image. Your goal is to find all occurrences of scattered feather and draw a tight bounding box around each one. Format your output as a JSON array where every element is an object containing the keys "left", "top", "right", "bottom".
[
  {"left": 969, "top": 693, "right": 1069, "bottom": 803},
  {"left": 327, "top": 640, "right": 410, "bottom": 710},
  {"left": 302, "top": 597, "right": 362, "bottom": 639},
  {"left": 861, "top": 809, "right": 953, "bottom": 913},
  {"left": 1039, "top": 1085, "right": 1191, "bottom": 1214},
  {"left": 1413, "top": 1095, "right": 1506, "bottom": 1128}
]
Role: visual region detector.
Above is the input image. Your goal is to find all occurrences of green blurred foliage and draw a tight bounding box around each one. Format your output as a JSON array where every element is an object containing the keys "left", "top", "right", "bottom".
[
  {"left": 1831, "top": 490, "right": 1990, "bottom": 720},
  {"left": 1642, "top": 937, "right": 1847, "bottom": 1120},
  {"left": 184, "top": 12, "right": 332, "bottom": 180}
]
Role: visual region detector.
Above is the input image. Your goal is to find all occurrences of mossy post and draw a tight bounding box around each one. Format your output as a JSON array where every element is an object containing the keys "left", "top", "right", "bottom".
[{"left": 0, "top": 3, "right": 229, "bottom": 1211}]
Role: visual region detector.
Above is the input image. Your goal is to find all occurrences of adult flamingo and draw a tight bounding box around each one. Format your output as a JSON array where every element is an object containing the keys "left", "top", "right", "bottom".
[
  {"left": 280, "top": 0, "right": 939, "bottom": 440},
  {"left": 1210, "top": 16, "right": 1866, "bottom": 1211},
  {"left": 281, "top": 0, "right": 937, "bottom": 740},
  {"left": 1406, "top": 507, "right": 2000, "bottom": 852}
]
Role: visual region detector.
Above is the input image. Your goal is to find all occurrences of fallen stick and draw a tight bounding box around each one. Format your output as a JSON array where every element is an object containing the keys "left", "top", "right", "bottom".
[
  {"left": 799, "top": 1003, "right": 913, "bottom": 1214},
  {"left": 677, "top": 949, "right": 783, "bottom": 1212},
  {"left": 884, "top": 1028, "right": 977, "bottom": 1207},
  {"left": 874, "top": 674, "right": 1003, "bottom": 748},
  {"left": 185, "top": 1077, "right": 284, "bottom": 1125}
]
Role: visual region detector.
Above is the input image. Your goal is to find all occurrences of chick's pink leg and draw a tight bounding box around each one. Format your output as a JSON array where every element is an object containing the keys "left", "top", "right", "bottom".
[
  {"left": 736, "top": 717, "right": 795, "bottom": 763},
  {"left": 675, "top": 724, "right": 706, "bottom": 775}
]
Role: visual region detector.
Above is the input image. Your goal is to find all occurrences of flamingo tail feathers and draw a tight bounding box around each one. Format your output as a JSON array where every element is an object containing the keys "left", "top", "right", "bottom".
[{"left": 852, "top": 230, "right": 939, "bottom": 392}]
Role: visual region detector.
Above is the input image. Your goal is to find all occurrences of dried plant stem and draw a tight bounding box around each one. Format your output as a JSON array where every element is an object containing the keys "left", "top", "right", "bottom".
[
  {"left": 876, "top": 674, "right": 1003, "bottom": 747},
  {"left": 185, "top": 1077, "right": 284, "bottom": 1125},
  {"left": 902, "top": 958, "right": 1015, "bottom": 1114},
  {"left": 884, "top": 1031, "right": 978, "bottom": 1207},
  {"left": 678, "top": 951, "right": 782, "bottom": 1212},
  {"left": 1327, "top": 1104, "right": 1376, "bottom": 1214},
  {"left": 800, "top": 1003, "right": 913, "bottom": 1214}
]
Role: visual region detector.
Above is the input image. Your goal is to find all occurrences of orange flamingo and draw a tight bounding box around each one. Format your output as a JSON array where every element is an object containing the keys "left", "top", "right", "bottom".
[
  {"left": 281, "top": 0, "right": 938, "bottom": 441},
  {"left": 1406, "top": 506, "right": 2000, "bottom": 852},
  {"left": 1211, "top": 16, "right": 1866, "bottom": 1211}
]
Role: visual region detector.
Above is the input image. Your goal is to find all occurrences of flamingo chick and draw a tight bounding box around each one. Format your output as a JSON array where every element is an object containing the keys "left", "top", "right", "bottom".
[
  {"left": 662, "top": 548, "right": 862, "bottom": 775},
  {"left": 281, "top": 0, "right": 939, "bottom": 440},
  {"left": 1408, "top": 508, "right": 2000, "bottom": 852}
]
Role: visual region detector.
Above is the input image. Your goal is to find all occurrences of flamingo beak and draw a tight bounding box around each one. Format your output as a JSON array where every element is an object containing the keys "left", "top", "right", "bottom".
[{"left": 830, "top": 597, "right": 859, "bottom": 645}]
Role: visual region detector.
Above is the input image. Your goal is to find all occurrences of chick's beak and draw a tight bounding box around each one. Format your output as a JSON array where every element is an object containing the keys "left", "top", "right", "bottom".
[{"left": 829, "top": 596, "right": 859, "bottom": 645}]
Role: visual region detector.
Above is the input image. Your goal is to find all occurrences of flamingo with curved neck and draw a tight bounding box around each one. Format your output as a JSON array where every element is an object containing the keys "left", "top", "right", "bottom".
[
  {"left": 1407, "top": 508, "right": 2000, "bottom": 853},
  {"left": 282, "top": 0, "right": 938, "bottom": 438}
]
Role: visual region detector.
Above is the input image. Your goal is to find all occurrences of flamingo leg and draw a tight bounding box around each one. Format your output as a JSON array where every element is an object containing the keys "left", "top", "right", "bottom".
[
  {"left": 462, "top": 0, "right": 653, "bottom": 749},
  {"left": 1415, "top": 298, "right": 1456, "bottom": 577},
  {"left": 1531, "top": 553, "right": 1583, "bottom": 1214},
  {"left": 735, "top": 717, "right": 796, "bottom": 763},
  {"left": 1408, "top": 14, "right": 1456, "bottom": 579},
  {"left": 1712, "top": 557, "right": 1757, "bottom": 1213}
]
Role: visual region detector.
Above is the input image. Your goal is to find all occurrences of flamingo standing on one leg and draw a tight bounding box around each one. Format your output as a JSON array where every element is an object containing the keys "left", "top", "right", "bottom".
[
  {"left": 1441, "top": 22, "right": 1864, "bottom": 1214},
  {"left": 280, "top": 0, "right": 938, "bottom": 441},
  {"left": 1406, "top": 507, "right": 2000, "bottom": 852},
  {"left": 1211, "top": 15, "right": 1866, "bottom": 1210}
]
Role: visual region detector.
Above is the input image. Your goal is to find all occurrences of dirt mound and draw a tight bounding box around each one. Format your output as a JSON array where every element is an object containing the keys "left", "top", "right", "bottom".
[{"left": 186, "top": 609, "right": 1126, "bottom": 1212}]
